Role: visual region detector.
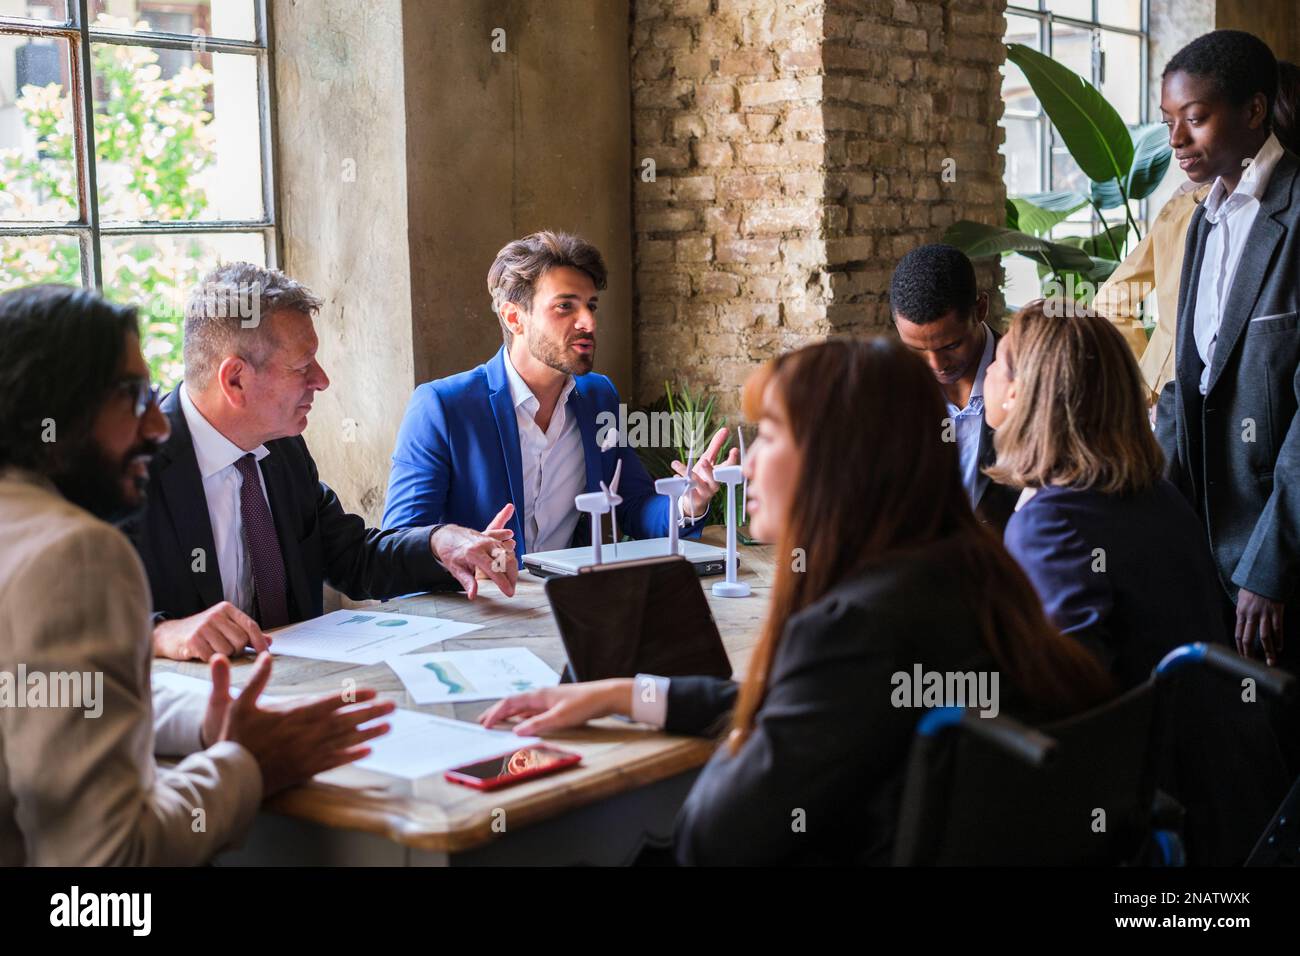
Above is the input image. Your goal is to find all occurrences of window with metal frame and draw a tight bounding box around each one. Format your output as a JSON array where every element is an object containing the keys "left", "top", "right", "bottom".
[
  {"left": 1001, "top": 0, "right": 1149, "bottom": 306},
  {"left": 0, "top": 0, "right": 277, "bottom": 386}
]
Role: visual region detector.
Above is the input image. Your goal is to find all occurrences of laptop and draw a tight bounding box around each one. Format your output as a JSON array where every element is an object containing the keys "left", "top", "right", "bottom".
[
  {"left": 544, "top": 555, "right": 733, "bottom": 683},
  {"left": 523, "top": 537, "right": 730, "bottom": 579}
]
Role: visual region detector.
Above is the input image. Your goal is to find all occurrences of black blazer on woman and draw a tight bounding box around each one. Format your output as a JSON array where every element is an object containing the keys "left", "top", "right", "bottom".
[{"left": 662, "top": 538, "right": 1028, "bottom": 866}]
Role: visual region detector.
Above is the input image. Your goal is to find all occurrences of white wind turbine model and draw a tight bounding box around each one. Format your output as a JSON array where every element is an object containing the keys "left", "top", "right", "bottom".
[
  {"left": 712, "top": 427, "right": 750, "bottom": 598},
  {"left": 601, "top": 458, "right": 624, "bottom": 559},
  {"left": 574, "top": 458, "right": 623, "bottom": 566},
  {"left": 655, "top": 445, "right": 695, "bottom": 557}
]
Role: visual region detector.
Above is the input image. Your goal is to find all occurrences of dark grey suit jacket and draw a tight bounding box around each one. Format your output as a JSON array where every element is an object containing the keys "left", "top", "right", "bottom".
[
  {"left": 123, "top": 389, "right": 458, "bottom": 624},
  {"left": 1157, "top": 148, "right": 1300, "bottom": 618},
  {"left": 662, "top": 538, "right": 1028, "bottom": 866}
]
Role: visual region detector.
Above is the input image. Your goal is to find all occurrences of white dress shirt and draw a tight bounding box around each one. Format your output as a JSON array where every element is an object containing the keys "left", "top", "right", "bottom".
[
  {"left": 631, "top": 674, "right": 671, "bottom": 727},
  {"left": 503, "top": 352, "right": 587, "bottom": 554},
  {"left": 1192, "top": 132, "right": 1285, "bottom": 394},
  {"left": 179, "top": 385, "right": 272, "bottom": 615}
]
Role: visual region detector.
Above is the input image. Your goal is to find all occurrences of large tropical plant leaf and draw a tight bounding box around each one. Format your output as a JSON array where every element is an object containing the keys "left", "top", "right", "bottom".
[
  {"left": 1022, "top": 189, "right": 1090, "bottom": 213},
  {"left": 1092, "top": 123, "right": 1173, "bottom": 208},
  {"left": 1007, "top": 43, "right": 1134, "bottom": 185},
  {"left": 1080, "top": 223, "right": 1129, "bottom": 260},
  {"left": 943, "top": 220, "right": 1096, "bottom": 273},
  {"left": 1124, "top": 122, "right": 1173, "bottom": 200},
  {"left": 1009, "top": 196, "right": 1084, "bottom": 237}
]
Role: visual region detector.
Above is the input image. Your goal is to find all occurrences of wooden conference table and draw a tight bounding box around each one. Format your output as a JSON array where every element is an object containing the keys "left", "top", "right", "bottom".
[{"left": 153, "top": 535, "right": 775, "bottom": 866}]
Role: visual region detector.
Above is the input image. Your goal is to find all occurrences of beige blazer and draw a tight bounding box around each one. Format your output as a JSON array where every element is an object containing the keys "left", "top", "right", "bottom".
[
  {"left": 1094, "top": 184, "right": 1210, "bottom": 401},
  {"left": 0, "top": 470, "right": 261, "bottom": 865}
]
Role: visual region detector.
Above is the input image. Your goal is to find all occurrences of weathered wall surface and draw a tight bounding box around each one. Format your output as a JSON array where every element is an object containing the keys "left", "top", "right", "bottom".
[
  {"left": 821, "top": 0, "right": 1007, "bottom": 337},
  {"left": 631, "top": 0, "right": 1009, "bottom": 414},
  {"left": 401, "top": 0, "right": 634, "bottom": 393},
  {"left": 274, "top": 0, "right": 415, "bottom": 521},
  {"left": 274, "top": 0, "right": 633, "bottom": 524}
]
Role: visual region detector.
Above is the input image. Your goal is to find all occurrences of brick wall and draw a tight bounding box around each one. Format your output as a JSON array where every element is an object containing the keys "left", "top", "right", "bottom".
[
  {"left": 823, "top": 0, "right": 1007, "bottom": 335},
  {"left": 631, "top": 0, "right": 1009, "bottom": 412}
]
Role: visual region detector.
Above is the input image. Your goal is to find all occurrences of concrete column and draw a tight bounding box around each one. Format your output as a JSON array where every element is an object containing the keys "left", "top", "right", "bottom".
[{"left": 273, "top": 0, "right": 633, "bottom": 524}]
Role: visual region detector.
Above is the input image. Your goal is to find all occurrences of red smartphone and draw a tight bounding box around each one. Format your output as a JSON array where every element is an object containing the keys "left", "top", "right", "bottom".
[{"left": 444, "top": 744, "right": 582, "bottom": 790}]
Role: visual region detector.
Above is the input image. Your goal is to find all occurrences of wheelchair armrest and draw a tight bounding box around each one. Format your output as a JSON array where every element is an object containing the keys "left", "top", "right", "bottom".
[
  {"left": 917, "top": 707, "right": 1058, "bottom": 768},
  {"left": 1155, "top": 642, "right": 1295, "bottom": 698}
]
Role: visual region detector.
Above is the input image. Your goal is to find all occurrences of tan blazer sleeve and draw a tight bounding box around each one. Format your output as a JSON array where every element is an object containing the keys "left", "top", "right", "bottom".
[
  {"left": 152, "top": 684, "right": 206, "bottom": 757},
  {"left": 1, "top": 521, "right": 262, "bottom": 865},
  {"left": 1094, "top": 230, "right": 1156, "bottom": 360}
]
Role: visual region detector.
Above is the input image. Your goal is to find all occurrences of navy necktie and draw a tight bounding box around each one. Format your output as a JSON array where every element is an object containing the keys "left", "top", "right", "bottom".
[{"left": 233, "top": 453, "right": 290, "bottom": 629}]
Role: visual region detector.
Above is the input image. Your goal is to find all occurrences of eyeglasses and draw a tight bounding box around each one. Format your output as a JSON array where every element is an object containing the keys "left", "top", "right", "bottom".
[{"left": 113, "top": 379, "right": 162, "bottom": 418}]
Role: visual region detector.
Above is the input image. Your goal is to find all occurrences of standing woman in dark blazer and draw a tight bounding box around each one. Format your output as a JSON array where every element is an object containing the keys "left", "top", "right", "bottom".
[
  {"left": 480, "top": 337, "right": 1114, "bottom": 865},
  {"left": 983, "top": 301, "right": 1231, "bottom": 688}
]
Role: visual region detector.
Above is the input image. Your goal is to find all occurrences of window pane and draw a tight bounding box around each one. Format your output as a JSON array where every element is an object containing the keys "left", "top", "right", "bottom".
[
  {"left": 92, "top": 43, "right": 265, "bottom": 222},
  {"left": 89, "top": 2, "right": 256, "bottom": 43},
  {"left": 0, "top": 35, "right": 79, "bottom": 221},
  {"left": 1048, "top": 0, "right": 1093, "bottom": 19},
  {"left": 1002, "top": 118, "right": 1041, "bottom": 195},
  {"left": 1051, "top": 22, "right": 1093, "bottom": 82},
  {"left": 1100, "top": 30, "right": 1141, "bottom": 125},
  {"left": 1004, "top": 255, "right": 1043, "bottom": 311},
  {"left": 1051, "top": 144, "right": 1090, "bottom": 195},
  {"left": 101, "top": 231, "right": 266, "bottom": 387},
  {"left": 0, "top": 233, "right": 81, "bottom": 288},
  {"left": 1002, "top": 14, "right": 1041, "bottom": 114},
  {"left": 1097, "top": 0, "right": 1141, "bottom": 29},
  {"left": 0, "top": 1, "right": 69, "bottom": 23}
]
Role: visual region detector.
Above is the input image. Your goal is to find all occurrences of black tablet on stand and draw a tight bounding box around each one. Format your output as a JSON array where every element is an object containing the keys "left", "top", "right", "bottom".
[{"left": 544, "top": 555, "right": 734, "bottom": 684}]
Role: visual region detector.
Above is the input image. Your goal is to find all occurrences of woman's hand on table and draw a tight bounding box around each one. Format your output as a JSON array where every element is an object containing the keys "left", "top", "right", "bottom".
[{"left": 478, "top": 679, "right": 634, "bottom": 735}]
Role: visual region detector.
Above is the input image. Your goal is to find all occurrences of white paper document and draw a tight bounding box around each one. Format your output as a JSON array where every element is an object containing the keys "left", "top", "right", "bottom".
[
  {"left": 267, "top": 609, "right": 484, "bottom": 665},
  {"left": 354, "top": 708, "right": 540, "bottom": 780},
  {"left": 387, "top": 647, "right": 559, "bottom": 704},
  {"left": 152, "top": 672, "right": 538, "bottom": 782}
]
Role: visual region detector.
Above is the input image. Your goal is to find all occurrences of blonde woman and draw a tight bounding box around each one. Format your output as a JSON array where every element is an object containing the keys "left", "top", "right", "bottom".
[
  {"left": 984, "top": 300, "right": 1291, "bottom": 863},
  {"left": 983, "top": 300, "right": 1228, "bottom": 686}
]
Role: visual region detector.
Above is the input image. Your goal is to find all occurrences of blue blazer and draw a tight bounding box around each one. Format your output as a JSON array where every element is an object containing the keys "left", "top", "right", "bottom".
[{"left": 381, "top": 347, "right": 704, "bottom": 554}]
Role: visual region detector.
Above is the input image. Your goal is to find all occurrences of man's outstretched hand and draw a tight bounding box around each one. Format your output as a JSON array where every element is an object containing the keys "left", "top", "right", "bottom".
[{"left": 431, "top": 503, "right": 519, "bottom": 599}]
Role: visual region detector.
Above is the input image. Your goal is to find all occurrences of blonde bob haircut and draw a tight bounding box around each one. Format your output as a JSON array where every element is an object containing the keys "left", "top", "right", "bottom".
[{"left": 985, "top": 300, "right": 1164, "bottom": 495}]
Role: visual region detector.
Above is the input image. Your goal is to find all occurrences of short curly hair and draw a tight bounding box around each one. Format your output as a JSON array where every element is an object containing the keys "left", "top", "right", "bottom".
[
  {"left": 889, "top": 243, "right": 978, "bottom": 325},
  {"left": 1164, "top": 30, "right": 1278, "bottom": 122},
  {"left": 0, "top": 285, "right": 138, "bottom": 474}
]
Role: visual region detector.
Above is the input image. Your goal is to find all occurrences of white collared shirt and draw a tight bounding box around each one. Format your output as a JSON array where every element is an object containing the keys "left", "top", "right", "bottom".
[
  {"left": 179, "top": 385, "right": 272, "bottom": 615},
  {"left": 503, "top": 352, "right": 586, "bottom": 554},
  {"left": 1193, "top": 132, "right": 1285, "bottom": 394},
  {"left": 946, "top": 322, "right": 995, "bottom": 505}
]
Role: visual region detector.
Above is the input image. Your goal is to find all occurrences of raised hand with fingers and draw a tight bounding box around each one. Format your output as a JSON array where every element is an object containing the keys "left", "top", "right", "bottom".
[
  {"left": 675, "top": 427, "right": 739, "bottom": 521},
  {"left": 208, "top": 652, "right": 396, "bottom": 796},
  {"left": 430, "top": 503, "right": 519, "bottom": 599}
]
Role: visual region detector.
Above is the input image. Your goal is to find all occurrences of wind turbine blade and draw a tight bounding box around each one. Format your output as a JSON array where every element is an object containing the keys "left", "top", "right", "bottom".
[
  {"left": 610, "top": 458, "right": 623, "bottom": 496},
  {"left": 738, "top": 425, "right": 747, "bottom": 522}
]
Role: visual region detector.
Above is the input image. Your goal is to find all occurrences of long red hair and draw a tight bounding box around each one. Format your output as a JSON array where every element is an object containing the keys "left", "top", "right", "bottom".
[{"left": 729, "top": 337, "right": 1114, "bottom": 751}]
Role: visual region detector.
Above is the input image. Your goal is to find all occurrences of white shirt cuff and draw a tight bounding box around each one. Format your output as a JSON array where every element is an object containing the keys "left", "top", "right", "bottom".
[
  {"left": 630, "top": 674, "right": 670, "bottom": 728},
  {"left": 678, "top": 493, "right": 706, "bottom": 526}
]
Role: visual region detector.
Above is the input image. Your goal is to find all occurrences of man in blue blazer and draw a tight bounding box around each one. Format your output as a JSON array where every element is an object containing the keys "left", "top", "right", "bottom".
[{"left": 383, "top": 231, "right": 732, "bottom": 556}]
